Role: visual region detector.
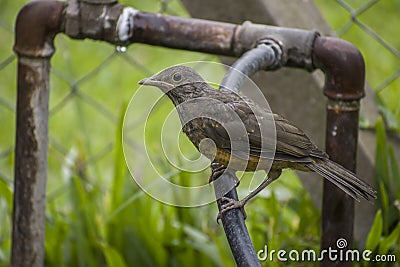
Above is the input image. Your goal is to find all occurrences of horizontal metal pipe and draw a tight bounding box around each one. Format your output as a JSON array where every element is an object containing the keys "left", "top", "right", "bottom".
[
  {"left": 131, "top": 12, "right": 238, "bottom": 56},
  {"left": 129, "top": 13, "right": 318, "bottom": 69},
  {"left": 64, "top": 3, "right": 318, "bottom": 69}
]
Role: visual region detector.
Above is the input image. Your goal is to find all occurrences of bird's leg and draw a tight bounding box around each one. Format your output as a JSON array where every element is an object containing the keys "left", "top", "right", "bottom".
[
  {"left": 217, "top": 170, "right": 281, "bottom": 220},
  {"left": 209, "top": 162, "right": 226, "bottom": 183},
  {"left": 209, "top": 162, "right": 240, "bottom": 186}
]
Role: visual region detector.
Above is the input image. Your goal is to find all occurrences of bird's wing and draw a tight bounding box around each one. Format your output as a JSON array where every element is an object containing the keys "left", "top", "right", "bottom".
[
  {"left": 186, "top": 89, "right": 327, "bottom": 162},
  {"left": 231, "top": 101, "right": 326, "bottom": 160},
  {"left": 190, "top": 99, "right": 257, "bottom": 161},
  {"left": 273, "top": 114, "right": 327, "bottom": 159}
]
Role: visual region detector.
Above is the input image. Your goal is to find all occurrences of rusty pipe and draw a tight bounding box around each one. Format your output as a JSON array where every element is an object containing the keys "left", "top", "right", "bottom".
[
  {"left": 13, "top": 1, "right": 65, "bottom": 266},
  {"left": 129, "top": 14, "right": 318, "bottom": 69},
  {"left": 64, "top": 4, "right": 318, "bottom": 69},
  {"left": 14, "top": 1, "right": 65, "bottom": 57},
  {"left": 313, "top": 36, "right": 365, "bottom": 100},
  {"left": 313, "top": 36, "right": 365, "bottom": 267},
  {"left": 129, "top": 12, "right": 238, "bottom": 56}
]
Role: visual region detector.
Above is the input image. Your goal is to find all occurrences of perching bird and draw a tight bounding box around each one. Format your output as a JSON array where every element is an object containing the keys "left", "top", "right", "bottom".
[{"left": 138, "top": 66, "right": 376, "bottom": 217}]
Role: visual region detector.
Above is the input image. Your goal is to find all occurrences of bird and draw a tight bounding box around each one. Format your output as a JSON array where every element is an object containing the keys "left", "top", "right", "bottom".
[{"left": 138, "top": 65, "right": 377, "bottom": 218}]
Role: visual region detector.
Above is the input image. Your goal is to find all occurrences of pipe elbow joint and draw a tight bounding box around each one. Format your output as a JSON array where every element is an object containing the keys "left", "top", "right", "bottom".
[
  {"left": 312, "top": 36, "right": 366, "bottom": 101},
  {"left": 14, "top": 0, "right": 65, "bottom": 58}
]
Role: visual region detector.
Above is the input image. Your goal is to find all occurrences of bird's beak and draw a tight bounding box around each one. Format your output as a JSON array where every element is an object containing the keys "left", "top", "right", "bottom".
[
  {"left": 138, "top": 77, "right": 174, "bottom": 90},
  {"left": 138, "top": 77, "right": 154, "bottom": 85}
]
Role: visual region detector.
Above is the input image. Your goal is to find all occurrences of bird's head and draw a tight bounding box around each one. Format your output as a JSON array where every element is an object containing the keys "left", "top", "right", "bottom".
[{"left": 138, "top": 66, "right": 206, "bottom": 94}]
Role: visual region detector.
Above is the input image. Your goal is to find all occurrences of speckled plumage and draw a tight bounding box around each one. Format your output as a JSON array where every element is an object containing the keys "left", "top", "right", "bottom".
[{"left": 139, "top": 66, "right": 376, "bottom": 202}]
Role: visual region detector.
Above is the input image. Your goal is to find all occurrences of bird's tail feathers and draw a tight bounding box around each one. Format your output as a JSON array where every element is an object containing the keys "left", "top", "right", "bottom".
[{"left": 306, "top": 158, "right": 377, "bottom": 202}]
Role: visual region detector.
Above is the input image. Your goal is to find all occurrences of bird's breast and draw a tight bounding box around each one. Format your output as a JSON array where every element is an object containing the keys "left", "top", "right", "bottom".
[{"left": 182, "top": 121, "right": 204, "bottom": 148}]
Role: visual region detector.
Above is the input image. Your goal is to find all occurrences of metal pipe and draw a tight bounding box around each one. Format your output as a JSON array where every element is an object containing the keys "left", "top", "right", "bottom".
[
  {"left": 313, "top": 37, "right": 365, "bottom": 101},
  {"left": 313, "top": 36, "right": 365, "bottom": 267},
  {"left": 64, "top": 4, "right": 318, "bottom": 69},
  {"left": 215, "top": 41, "right": 282, "bottom": 267},
  {"left": 221, "top": 40, "right": 282, "bottom": 92},
  {"left": 215, "top": 185, "right": 261, "bottom": 267},
  {"left": 128, "top": 15, "right": 317, "bottom": 69},
  {"left": 130, "top": 12, "right": 238, "bottom": 56},
  {"left": 12, "top": 1, "right": 65, "bottom": 266}
]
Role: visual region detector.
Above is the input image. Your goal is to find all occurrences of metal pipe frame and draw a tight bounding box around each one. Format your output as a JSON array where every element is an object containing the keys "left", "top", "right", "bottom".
[
  {"left": 12, "top": 1, "right": 365, "bottom": 266},
  {"left": 13, "top": 2, "right": 65, "bottom": 266},
  {"left": 313, "top": 37, "right": 365, "bottom": 267}
]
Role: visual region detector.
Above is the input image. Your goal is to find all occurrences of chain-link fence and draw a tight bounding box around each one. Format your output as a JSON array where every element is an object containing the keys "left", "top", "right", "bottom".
[
  {"left": 0, "top": 0, "right": 399, "bottom": 266},
  {"left": 336, "top": 0, "right": 400, "bottom": 90},
  {"left": 0, "top": 0, "right": 206, "bottom": 190},
  {"left": 1, "top": 1, "right": 233, "bottom": 266},
  {"left": 2, "top": 0, "right": 398, "bottom": 185},
  {"left": 0, "top": 1, "right": 189, "bottom": 182},
  {"left": 315, "top": 0, "right": 400, "bottom": 130}
]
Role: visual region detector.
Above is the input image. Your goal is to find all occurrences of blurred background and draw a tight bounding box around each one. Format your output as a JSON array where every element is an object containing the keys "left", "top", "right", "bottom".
[{"left": 0, "top": 0, "right": 399, "bottom": 266}]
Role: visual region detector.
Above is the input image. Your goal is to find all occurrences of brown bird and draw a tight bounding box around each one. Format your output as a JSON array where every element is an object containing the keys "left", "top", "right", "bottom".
[{"left": 138, "top": 66, "right": 376, "bottom": 217}]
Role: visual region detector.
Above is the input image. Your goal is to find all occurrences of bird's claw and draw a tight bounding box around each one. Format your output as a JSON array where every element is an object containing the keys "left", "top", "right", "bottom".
[
  {"left": 216, "top": 197, "right": 247, "bottom": 223},
  {"left": 209, "top": 163, "right": 240, "bottom": 187},
  {"left": 209, "top": 162, "right": 227, "bottom": 183}
]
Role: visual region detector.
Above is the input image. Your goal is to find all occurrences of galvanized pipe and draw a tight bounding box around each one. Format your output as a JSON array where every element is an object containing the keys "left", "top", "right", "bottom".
[
  {"left": 215, "top": 41, "right": 282, "bottom": 267},
  {"left": 128, "top": 15, "right": 317, "bottom": 69},
  {"left": 221, "top": 40, "right": 282, "bottom": 92},
  {"left": 12, "top": 1, "right": 65, "bottom": 266},
  {"left": 313, "top": 36, "right": 365, "bottom": 267}
]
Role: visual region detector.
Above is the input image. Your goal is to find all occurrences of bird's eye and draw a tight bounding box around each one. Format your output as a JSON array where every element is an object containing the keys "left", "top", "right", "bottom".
[{"left": 172, "top": 72, "right": 182, "bottom": 82}]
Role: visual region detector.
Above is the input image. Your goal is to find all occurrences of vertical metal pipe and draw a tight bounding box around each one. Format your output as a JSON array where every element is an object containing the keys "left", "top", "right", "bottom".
[
  {"left": 313, "top": 36, "right": 365, "bottom": 267},
  {"left": 322, "top": 100, "right": 358, "bottom": 267},
  {"left": 12, "top": 2, "right": 65, "bottom": 266},
  {"left": 12, "top": 57, "right": 51, "bottom": 267},
  {"left": 216, "top": 41, "right": 282, "bottom": 267}
]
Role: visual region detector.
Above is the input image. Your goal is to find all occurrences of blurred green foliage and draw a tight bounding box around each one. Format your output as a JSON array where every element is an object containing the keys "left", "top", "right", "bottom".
[
  {"left": 0, "top": 0, "right": 399, "bottom": 266},
  {"left": 357, "top": 117, "right": 400, "bottom": 267}
]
